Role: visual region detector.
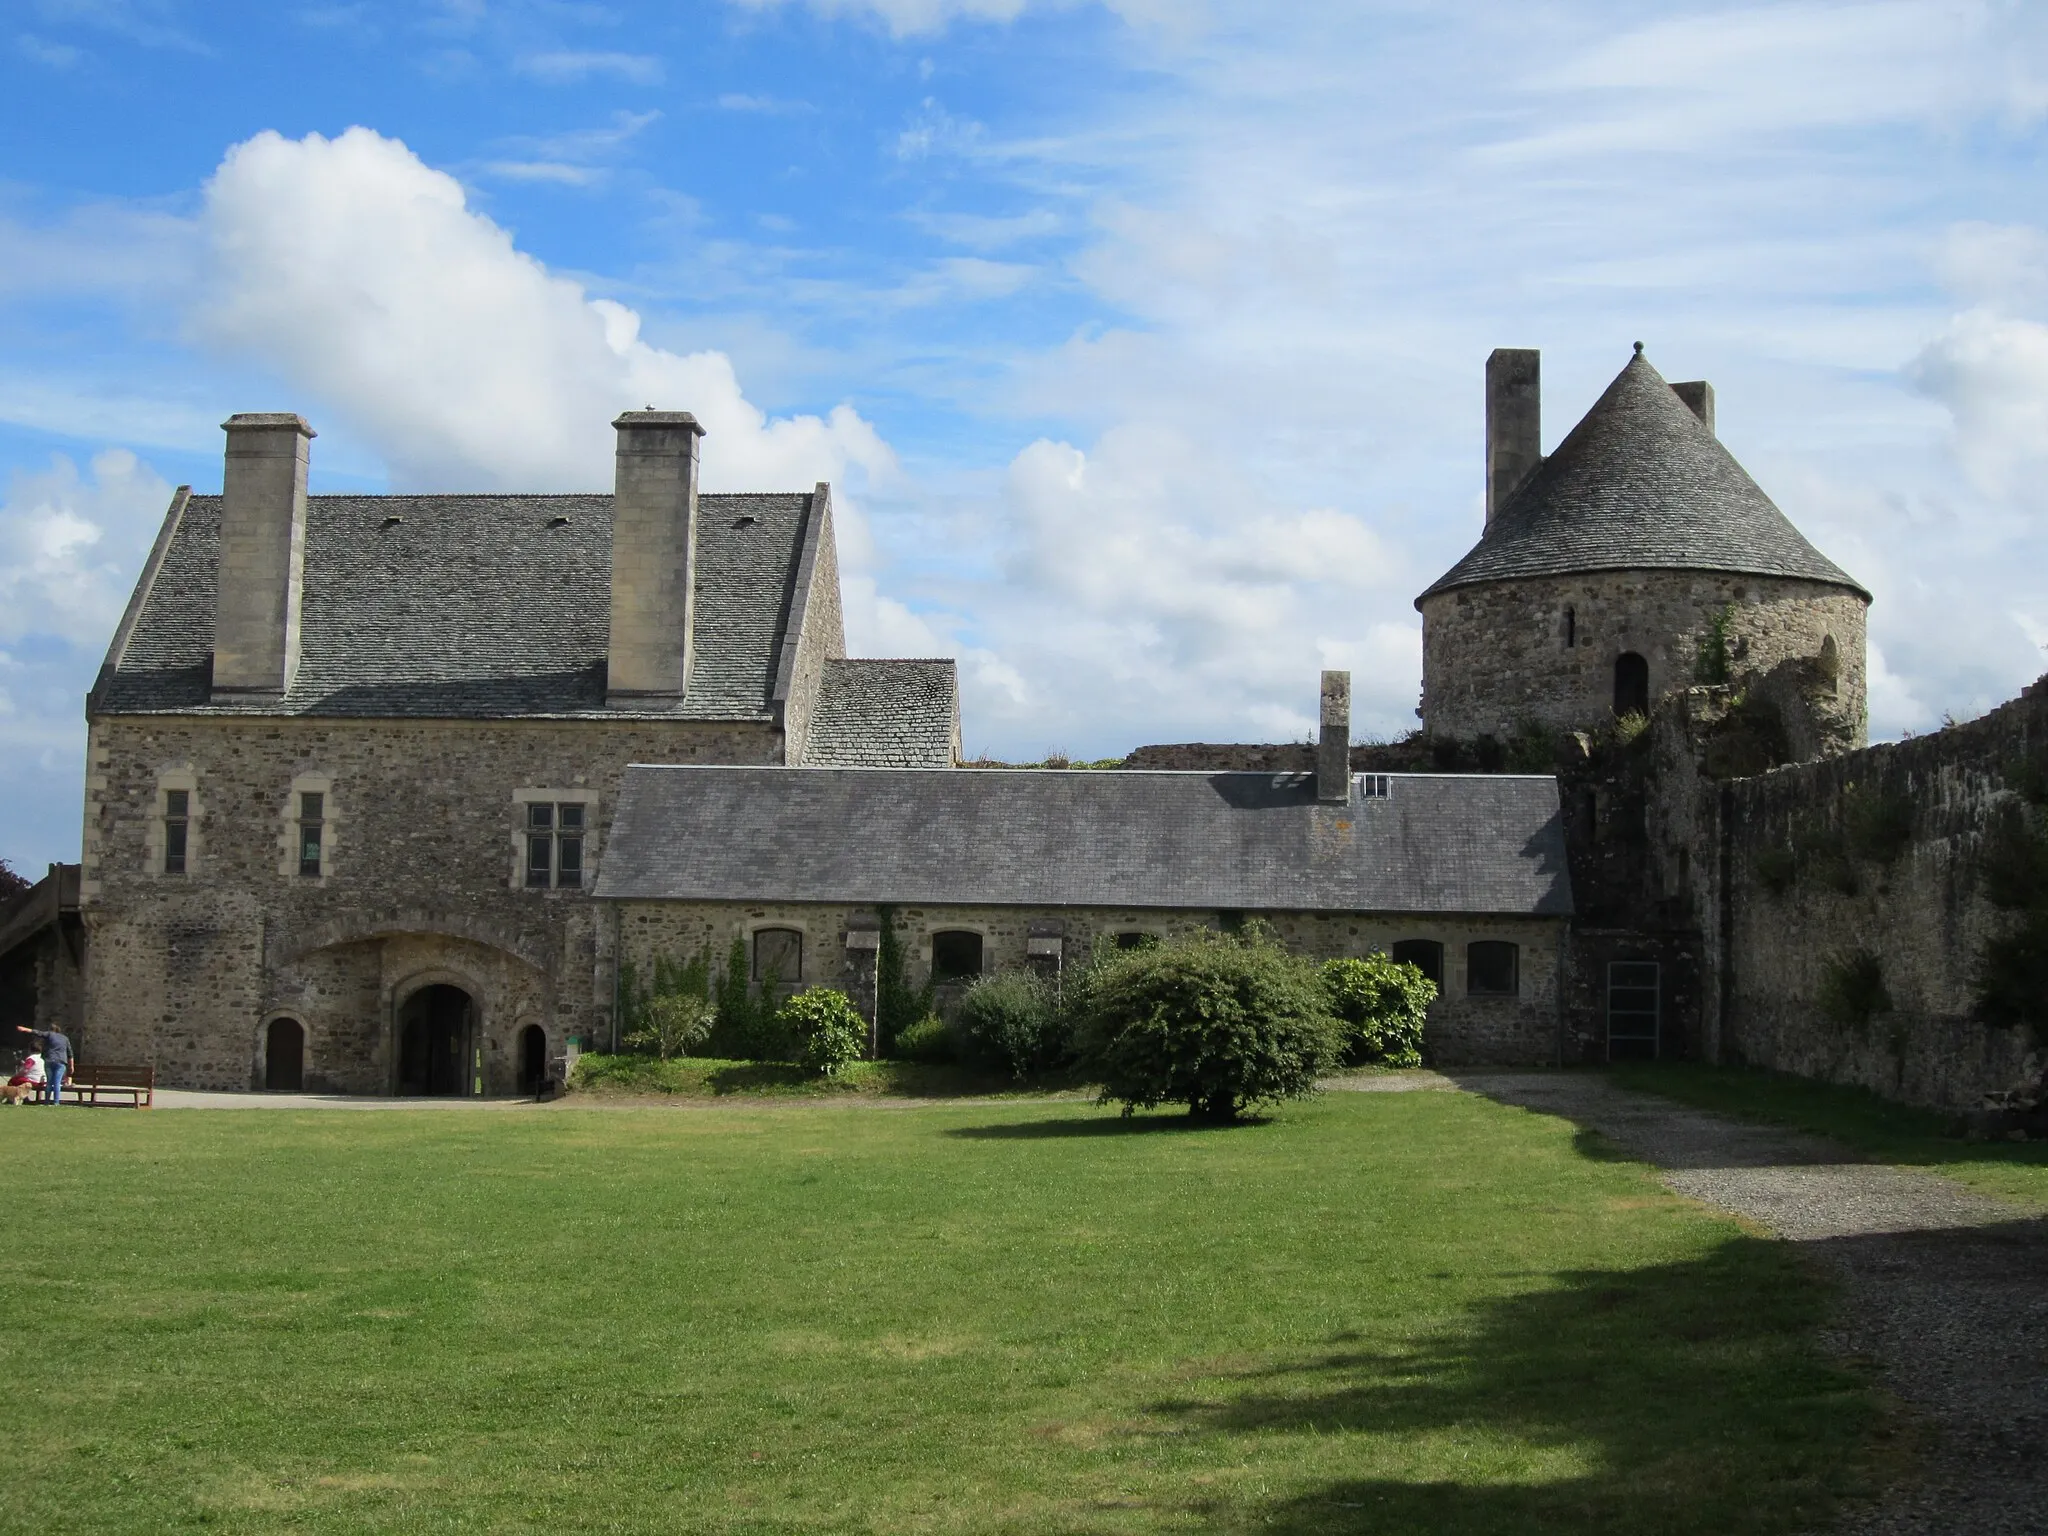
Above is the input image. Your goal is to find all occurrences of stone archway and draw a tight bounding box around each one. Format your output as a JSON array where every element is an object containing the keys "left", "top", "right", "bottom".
[{"left": 396, "top": 983, "right": 478, "bottom": 1097}]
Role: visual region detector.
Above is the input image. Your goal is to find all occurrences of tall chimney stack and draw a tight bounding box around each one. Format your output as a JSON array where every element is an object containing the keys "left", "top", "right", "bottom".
[
  {"left": 1671, "top": 380, "right": 1715, "bottom": 435},
  {"left": 211, "top": 413, "right": 314, "bottom": 700},
  {"left": 1318, "top": 670, "right": 1351, "bottom": 804},
  {"left": 606, "top": 410, "right": 705, "bottom": 708},
  {"left": 1485, "top": 348, "right": 1541, "bottom": 530}
]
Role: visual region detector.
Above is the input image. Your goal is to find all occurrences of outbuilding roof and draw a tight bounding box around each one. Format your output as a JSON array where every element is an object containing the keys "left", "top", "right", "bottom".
[
  {"left": 806, "top": 659, "right": 961, "bottom": 767},
  {"left": 593, "top": 767, "right": 1574, "bottom": 916},
  {"left": 1420, "top": 349, "right": 1867, "bottom": 602},
  {"left": 94, "top": 490, "right": 821, "bottom": 719}
]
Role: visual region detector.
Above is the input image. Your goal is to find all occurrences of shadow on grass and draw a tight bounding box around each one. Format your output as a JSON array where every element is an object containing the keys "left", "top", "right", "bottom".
[
  {"left": 945, "top": 1110, "right": 1274, "bottom": 1139},
  {"left": 1175, "top": 1237, "right": 1885, "bottom": 1535}
]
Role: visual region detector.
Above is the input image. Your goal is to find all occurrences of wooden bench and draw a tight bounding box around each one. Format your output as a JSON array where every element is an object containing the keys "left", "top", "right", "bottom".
[{"left": 52, "top": 1064, "right": 154, "bottom": 1108}]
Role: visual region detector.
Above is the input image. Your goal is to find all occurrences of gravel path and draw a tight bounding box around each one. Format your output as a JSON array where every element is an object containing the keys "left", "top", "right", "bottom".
[{"left": 1453, "top": 1071, "right": 2048, "bottom": 1536}]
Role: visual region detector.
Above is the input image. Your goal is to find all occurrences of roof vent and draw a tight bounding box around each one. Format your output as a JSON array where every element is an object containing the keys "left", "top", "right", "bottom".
[
  {"left": 547, "top": 515, "right": 571, "bottom": 527},
  {"left": 1358, "top": 774, "right": 1391, "bottom": 799},
  {"left": 380, "top": 515, "right": 403, "bottom": 528},
  {"left": 733, "top": 514, "right": 758, "bottom": 528}
]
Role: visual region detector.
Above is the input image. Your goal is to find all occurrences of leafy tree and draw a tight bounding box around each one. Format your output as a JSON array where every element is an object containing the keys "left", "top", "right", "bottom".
[
  {"left": 776, "top": 987, "right": 867, "bottom": 1076},
  {"left": 712, "top": 936, "right": 784, "bottom": 1059},
  {"left": 626, "top": 994, "right": 715, "bottom": 1060},
  {"left": 1321, "top": 955, "right": 1434, "bottom": 1068},
  {"left": 0, "top": 859, "right": 29, "bottom": 900},
  {"left": 1078, "top": 925, "right": 1341, "bottom": 1123},
  {"left": 956, "top": 970, "right": 1068, "bottom": 1079}
]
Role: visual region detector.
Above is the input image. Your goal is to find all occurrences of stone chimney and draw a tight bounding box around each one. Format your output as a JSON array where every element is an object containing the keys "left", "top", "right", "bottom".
[
  {"left": 211, "top": 413, "right": 314, "bottom": 700},
  {"left": 1671, "top": 380, "right": 1715, "bottom": 435},
  {"left": 1318, "top": 670, "right": 1351, "bottom": 804},
  {"left": 606, "top": 410, "right": 705, "bottom": 708},
  {"left": 1485, "top": 348, "right": 1541, "bottom": 529}
]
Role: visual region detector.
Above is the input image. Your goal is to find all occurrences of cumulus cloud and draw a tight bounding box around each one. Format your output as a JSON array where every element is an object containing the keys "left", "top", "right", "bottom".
[
  {"left": 195, "top": 127, "right": 896, "bottom": 496},
  {"left": 0, "top": 448, "right": 171, "bottom": 648}
]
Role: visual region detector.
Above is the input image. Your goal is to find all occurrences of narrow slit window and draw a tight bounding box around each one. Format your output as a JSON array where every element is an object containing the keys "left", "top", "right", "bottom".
[
  {"left": 297, "top": 791, "right": 324, "bottom": 878},
  {"left": 525, "top": 802, "right": 554, "bottom": 889},
  {"left": 163, "top": 789, "right": 189, "bottom": 875},
  {"left": 1564, "top": 606, "right": 1576, "bottom": 648}
]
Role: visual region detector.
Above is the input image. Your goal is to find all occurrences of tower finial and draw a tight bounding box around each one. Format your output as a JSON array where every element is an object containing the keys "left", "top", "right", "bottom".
[{"left": 1633, "top": 340, "right": 1644, "bottom": 356}]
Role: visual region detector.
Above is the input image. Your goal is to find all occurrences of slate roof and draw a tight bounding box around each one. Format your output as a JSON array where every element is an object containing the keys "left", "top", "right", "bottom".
[
  {"left": 94, "top": 490, "right": 820, "bottom": 718},
  {"left": 1420, "top": 349, "right": 1867, "bottom": 602},
  {"left": 805, "top": 659, "right": 960, "bottom": 768},
  {"left": 593, "top": 767, "right": 1573, "bottom": 916}
]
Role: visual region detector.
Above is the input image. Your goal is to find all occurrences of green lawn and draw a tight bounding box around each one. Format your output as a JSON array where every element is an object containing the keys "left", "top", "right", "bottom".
[
  {"left": 1609, "top": 1062, "right": 2048, "bottom": 1209},
  {"left": 0, "top": 1091, "right": 1880, "bottom": 1533}
]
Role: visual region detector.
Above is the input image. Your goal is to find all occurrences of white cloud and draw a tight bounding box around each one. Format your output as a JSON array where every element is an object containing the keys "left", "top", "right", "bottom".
[
  {"left": 16, "top": 33, "right": 84, "bottom": 67},
  {"left": 0, "top": 448, "right": 171, "bottom": 648},
  {"left": 513, "top": 50, "right": 662, "bottom": 84},
  {"left": 480, "top": 160, "right": 606, "bottom": 186},
  {"left": 910, "top": 207, "right": 1061, "bottom": 250},
  {"left": 194, "top": 127, "right": 897, "bottom": 497},
  {"left": 1910, "top": 308, "right": 2048, "bottom": 507}
]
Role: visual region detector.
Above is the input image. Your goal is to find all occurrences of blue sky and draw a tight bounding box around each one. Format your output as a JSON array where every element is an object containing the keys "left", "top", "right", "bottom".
[{"left": 3, "top": 0, "right": 2047, "bottom": 872}]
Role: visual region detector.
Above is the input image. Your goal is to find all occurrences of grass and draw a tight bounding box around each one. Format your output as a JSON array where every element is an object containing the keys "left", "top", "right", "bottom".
[
  {"left": 570, "top": 1052, "right": 1091, "bottom": 1100},
  {"left": 1610, "top": 1061, "right": 2048, "bottom": 1209},
  {"left": 0, "top": 1092, "right": 1882, "bottom": 1533}
]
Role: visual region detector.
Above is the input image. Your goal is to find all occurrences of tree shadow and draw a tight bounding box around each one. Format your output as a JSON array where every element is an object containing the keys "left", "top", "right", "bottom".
[
  {"left": 1158, "top": 1236, "right": 1887, "bottom": 1534},
  {"left": 944, "top": 1110, "right": 1274, "bottom": 1140}
]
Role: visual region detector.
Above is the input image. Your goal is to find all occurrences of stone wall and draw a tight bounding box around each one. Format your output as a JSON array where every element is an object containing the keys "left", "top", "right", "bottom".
[
  {"left": 1698, "top": 680, "right": 2048, "bottom": 1108},
  {"left": 611, "top": 899, "right": 1569, "bottom": 1066},
  {"left": 779, "top": 492, "right": 846, "bottom": 767},
  {"left": 1418, "top": 569, "right": 1867, "bottom": 749},
  {"left": 81, "top": 713, "right": 780, "bottom": 1091}
]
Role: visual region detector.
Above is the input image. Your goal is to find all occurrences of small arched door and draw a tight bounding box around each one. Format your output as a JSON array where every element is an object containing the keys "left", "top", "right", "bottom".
[
  {"left": 264, "top": 1017, "right": 305, "bottom": 1091},
  {"left": 517, "top": 1025, "right": 548, "bottom": 1096},
  {"left": 1613, "top": 652, "right": 1650, "bottom": 717}
]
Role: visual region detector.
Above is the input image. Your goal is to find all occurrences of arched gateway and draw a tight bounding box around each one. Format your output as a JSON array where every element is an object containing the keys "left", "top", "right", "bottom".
[{"left": 397, "top": 984, "right": 478, "bottom": 1097}]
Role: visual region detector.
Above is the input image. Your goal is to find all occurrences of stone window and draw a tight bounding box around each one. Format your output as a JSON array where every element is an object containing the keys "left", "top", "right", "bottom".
[
  {"left": 1563, "top": 606, "right": 1576, "bottom": 648},
  {"left": 1613, "top": 652, "right": 1649, "bottom": 717},
  {"left": 163, "top": 789, "right": 191, "bottom": 875},
  {"left": 512, "top": 790, "right": 596, "bottom": 890},
  {"left": 1390, "top": 939, "right": 1444, "bottom": 990},
  {"left": 1114, "top": 931, "right": 1158, "bottom": 951},
  {"left": 931, "top": 930, "right": 984, "bottom": 981},
  {"left": 753, "top": 927, "right": 803, "bottom": 984},
  {"left": 296, "top": 793, "right": 325, "bottom": 878},
  {"left": 1466, "top": 940, "right": 1519, "bottom": 997}
]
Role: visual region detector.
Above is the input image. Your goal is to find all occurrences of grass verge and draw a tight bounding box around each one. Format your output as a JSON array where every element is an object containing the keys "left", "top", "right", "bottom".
[
  {"left": 0, "top": 1091, "right": 1881, "bottom": 1533},
  {"left": 1609, "top": 1061, "right": 2048, "bottom": 1208}
]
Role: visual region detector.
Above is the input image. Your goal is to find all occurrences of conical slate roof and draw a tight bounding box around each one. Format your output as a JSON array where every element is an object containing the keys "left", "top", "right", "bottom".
[{"left": 1418, "top": 349, "right": 1867, "bottom": 603}]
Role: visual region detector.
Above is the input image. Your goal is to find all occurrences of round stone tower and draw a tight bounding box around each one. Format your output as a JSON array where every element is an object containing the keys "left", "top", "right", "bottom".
[{"left": 1415, "top": 345, "right": 1869, "bottom": 753}]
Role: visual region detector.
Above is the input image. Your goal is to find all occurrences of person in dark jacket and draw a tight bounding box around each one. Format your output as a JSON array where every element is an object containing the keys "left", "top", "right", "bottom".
[{"left": 15, "top": 1026, "right": 69, "bottom": 1105}]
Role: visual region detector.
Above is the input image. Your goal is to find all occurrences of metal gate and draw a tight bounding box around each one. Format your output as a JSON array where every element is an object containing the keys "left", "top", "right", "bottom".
[{"left": 1606, "top": 961, "right": 1660, "bottom": 1061}]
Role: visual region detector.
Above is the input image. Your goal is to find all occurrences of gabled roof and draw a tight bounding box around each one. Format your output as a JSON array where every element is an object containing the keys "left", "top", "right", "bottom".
[
  {"left": 805, "top": 659, "right": 960, "bottom": 768},
  {"left": 593, "top": 767, "right": 1574, "bottom": 917},
  {"left": 93, "top": 490, "right": 823, "bottom": 719},
  {"left": 1420, "top": 349, "right": 1867, "bottom": 603}
]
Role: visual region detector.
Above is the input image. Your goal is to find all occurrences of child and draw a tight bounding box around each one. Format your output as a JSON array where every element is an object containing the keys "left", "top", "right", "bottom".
[{"left": 2, "top": 1051, "right": 45, "bottom": 1106}]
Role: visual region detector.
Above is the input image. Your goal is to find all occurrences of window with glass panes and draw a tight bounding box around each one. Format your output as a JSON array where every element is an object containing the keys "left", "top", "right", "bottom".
[
  {"left": 525, "top": 802, "right": 586, "bottom": 888},
  {"left": 163, "top": 790, "right": 190, "bottom": 875},
  {"left": 297, "top": 792, "right": 324, "bottom": 877}
]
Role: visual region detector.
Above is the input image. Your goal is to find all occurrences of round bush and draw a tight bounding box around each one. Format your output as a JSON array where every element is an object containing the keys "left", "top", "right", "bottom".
[
  {"left": 956, "top": 970, "right": 1068, "bottom": 1079},
  {"left": 1078, "top": 928, "right": 1341, "bottom": 1122},
  {"left": 1321, "top": 955, "right": 1434, "bottom": 1068},
  {"left": 774, "top": 987, "right": 868, "bottom": 1076},
  {"left": 891, "top": 1013, "right": 957, "bottom": 1065}
]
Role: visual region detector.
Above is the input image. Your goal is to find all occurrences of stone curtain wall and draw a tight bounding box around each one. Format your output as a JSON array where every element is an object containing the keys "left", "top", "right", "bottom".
[
  {"left": 613, "top": 899, "right": 1567, "bottom": 1066},
  {"left": 1702, "top": 682, "right": 2048, "bottom": 1108},
  {"left": 1418, "top": 570, "right": 1867, "bottom": 747},
  {"left": 81, "top": 714, "right": 779, "bottom": 1091}
]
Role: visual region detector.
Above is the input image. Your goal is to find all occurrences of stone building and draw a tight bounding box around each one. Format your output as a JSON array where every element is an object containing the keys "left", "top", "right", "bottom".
[
  {"left": 76, "top": 409, "right": 958, "bottom": 1093},
  {"left": 1417, "top": 345, "right": 1869, "bottom": 754},
  {"left": 592, "top": 689, "right": 1575, "bottom": 1067}
]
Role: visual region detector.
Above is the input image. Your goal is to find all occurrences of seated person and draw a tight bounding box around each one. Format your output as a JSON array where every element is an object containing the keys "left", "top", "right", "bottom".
[{"left": 2, "top": 1052, "right": 45, "bottom": 1105}]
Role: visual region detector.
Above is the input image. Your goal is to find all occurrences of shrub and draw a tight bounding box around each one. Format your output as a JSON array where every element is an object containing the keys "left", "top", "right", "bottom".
[
  {"left": 626, "top": 994, "right": 715, "bottom": 1060},
  {"left": 1817, "top": 949, "right": 1891, "bottom": 1031},
  {"left": 891, "top": 1014, "right": 956, "bottom": 1064},
  {"left": 956, "top": 970, "right": 1069, "bottom": 1079},
  {"left": 775, "top": 987, "right": 867, "bottom": 1076},
  {"left": 1078, "top": 925, "right": 1342, "bottom": 1123},
  {"left": 1694, "top": 603, "right": 1735, "bottom": 686},
  {"left": 1320, "top": 955, "right": 1434, "bottom": 1068},
  {"left": 711, "top": 936, "right": 785, "bottom": 1060},
  {"left": 875, "top": 905, "right": 934, "bottom": 1055},
  {"left": 1611, "top": 710, "right": 1650, "bottom": 748}
]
